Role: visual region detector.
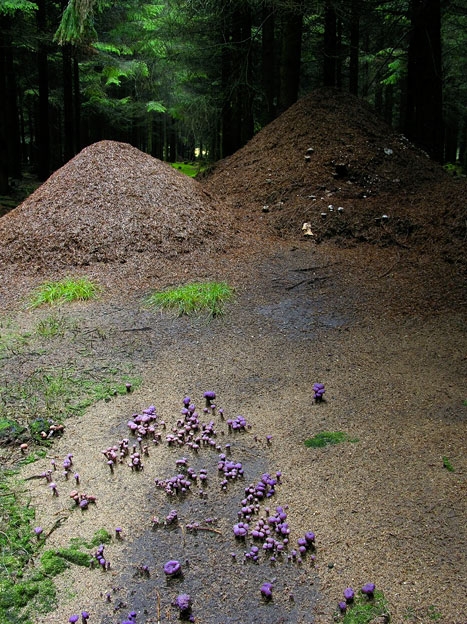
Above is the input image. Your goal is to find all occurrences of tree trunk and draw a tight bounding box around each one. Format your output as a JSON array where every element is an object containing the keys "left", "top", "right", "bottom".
[
  {"left": 261, "top": 2, "right": 276, "bottom": 123},
  {"left": 73, "top": 55, "right": 81, "bottom": 152},
  {"left": 405, "top": 0, "right": 443, "bottom": 161},
  {"left": 62, "top": 43, "right": 74, "bottom": 162},
  {"left": 349, "top": 0, "right": 360, "bottom": 95},
  {"left": 323, "top": 2, "right": 337, "bottom": 87},
  {"left": 221, "top": 6, "right": 254, "bottom": 156},
  {"left": 0, "top": 17, "right": 11, "bottom": 193},
  {"left": 278, "top": 7, "right": 303, "bottom": 112},
  {"left": 36, "top": 0, "right": 50, "bottom": 180}
]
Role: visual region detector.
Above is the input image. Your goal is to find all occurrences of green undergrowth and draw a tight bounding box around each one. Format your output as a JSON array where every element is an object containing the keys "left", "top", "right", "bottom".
[
  {"left": 145, "top": 281, "right": 234, "bottom": 317},
  {"left": 339, "top": 590, "right": 390, "bottom": 623},
  {"left": 0, "top": 318, "right": 32, "bottom": 361},
  {"left": 28, "top": 277, "right": 100, "bottom": 308},
  {"left": 0, "top": 474, "right": 112, "bottom": 623},
  {"left": 304, "top": 431, "right": 358, "bottom": 448},
  {"left": 0, "top": 365, "right": 141, "bottom": 443},
  {"left": 170, "top": 161, "right": 207, "bottom": 177}
]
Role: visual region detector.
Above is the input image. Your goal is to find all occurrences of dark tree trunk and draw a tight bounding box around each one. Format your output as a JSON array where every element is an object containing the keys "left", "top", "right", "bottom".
[
  {"left": 383, "top": 84, "right": 394, "bottom": 125},
  {"left": 262, "top": 2, "right": 276, "bottom": 123},
  {"left": 0, "top": 17, "right": 11, "bottom": 193},
  {"left": 405, "top": 0, "right": 443, "bottom": 161},
  {"left": 0, "top": 15, "right": 22, "bottom": 191},
  {"left": 349, "top": 0, "right": 360, "bottom": 95},
  {"left": 323, "top": 2, "right": 337, "bottom": 87},
  {"left": 62, "top": 43, "right": 74, "bottom": 162},
  {"left": 278, "top": 7, "right": 303, "bottom": 112},
  {"left": 73, "top": 55, "right": 81, "bottom": 152},
  {"left": 36, "top": 0, "right": 50, "bottom": 180},
  {"left": 444, "top": 117, "right": 458, "bottom": 164},
  {"left": 221, "top": 6, "right": 254, "bottom": 157}
]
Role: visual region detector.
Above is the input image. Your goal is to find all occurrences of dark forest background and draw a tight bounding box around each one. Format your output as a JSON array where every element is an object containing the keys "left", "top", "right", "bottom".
[{"left": 1, "top": 0, "right": 466, "bottom": 192}]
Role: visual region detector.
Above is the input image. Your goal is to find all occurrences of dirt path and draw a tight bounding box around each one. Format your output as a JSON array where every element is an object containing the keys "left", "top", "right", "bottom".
[{"left": 2, "top": 238, "right": 464, "bottom": 624}]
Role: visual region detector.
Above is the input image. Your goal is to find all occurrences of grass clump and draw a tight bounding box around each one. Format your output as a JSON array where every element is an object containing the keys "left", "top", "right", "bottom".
[
  {"left": 304, "top": 431, "right": 356, "bottom": 448},
  {"left": 35, "top": 314, "right": 77, "bottom": 338},
  {"left": 145, "top": 281, "right": 234, "bottom": 317},
  {"left": 28, "top": 277, "right": 100, "bottom": 308},
  {"left": 442, "top": 456, "right": 454, "bottom": 472}
]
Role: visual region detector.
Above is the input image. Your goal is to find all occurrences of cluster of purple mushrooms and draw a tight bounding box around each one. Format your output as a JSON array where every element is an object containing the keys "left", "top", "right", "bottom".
[{"left": 58, "top": 386, "right": 377, "bottom": 622}]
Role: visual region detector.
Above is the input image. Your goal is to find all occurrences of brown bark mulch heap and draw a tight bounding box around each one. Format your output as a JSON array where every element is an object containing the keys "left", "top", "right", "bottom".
[{"left": 203, "top": 87, "right": 467, "bottom": 267}]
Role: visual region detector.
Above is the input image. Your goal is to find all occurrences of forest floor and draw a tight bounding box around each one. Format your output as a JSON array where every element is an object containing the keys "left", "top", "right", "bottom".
[{"left": 0, "top": 88, "right": 466, "bottom": 624}]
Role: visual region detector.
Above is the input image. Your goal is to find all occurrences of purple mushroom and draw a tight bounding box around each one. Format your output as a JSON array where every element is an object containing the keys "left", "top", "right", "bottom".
[
  {"left": 164, "top": 560, "right": 182, "bottom": 577},
  {"left": 174, "top": 593, "right": 192, "bottom": 617},
  {"left": 343, "top": 587, "right": 355, "bottom": 602},
  {"left": 361, "top": 582, "right": 376, "bottom": 597},
  {"left": 260, "top": 582, "right": 273, "bottom": 599}
]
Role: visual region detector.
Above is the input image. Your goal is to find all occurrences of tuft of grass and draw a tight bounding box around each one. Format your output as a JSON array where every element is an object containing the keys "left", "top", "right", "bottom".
[
  {"left": 35, "top": 314, "right": 76, "bottom": 338},
  {"left": 304, "top": 431, "right": 357, "bottom": 448},
  {"left": 339, "top": 590, "right": 390, "bottom": 623},
  {"left": 28, "top": 277, "right": 100, "bottom": 308},
  {"left": 442, "top": 456, "right": 454, "bottom": 472},
  {"left": 145, "top": 281, "right": 234, "bottom": 317}
]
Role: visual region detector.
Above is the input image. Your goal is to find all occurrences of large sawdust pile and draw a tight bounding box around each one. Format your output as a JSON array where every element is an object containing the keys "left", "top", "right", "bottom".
[
  {"left": 203, "top": 87, "right": 467, "bottom": 265},
  {"left": 0, "top": 141, "right": 232, "bottom": 270}
]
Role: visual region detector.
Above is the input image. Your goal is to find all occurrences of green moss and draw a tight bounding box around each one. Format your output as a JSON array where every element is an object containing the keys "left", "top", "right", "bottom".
[
  {"left": 0, "top": 418, "right": 25, "bottom": 440},
  {"left": 40, "top": 551, "right": 69, "bottom": 576},
  {"left": 339, "top": 590, "right": 390, "bottom": 623},
  {"left": 304, "top": 431, "right": 357, "bottom": 448},
  {"left": 90, "top": 528, "right": 112, "bottom": 546}
]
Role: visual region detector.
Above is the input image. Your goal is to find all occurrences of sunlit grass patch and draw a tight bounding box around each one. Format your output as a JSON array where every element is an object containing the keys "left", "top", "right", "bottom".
[
  {"left": 304, "top": 431, "right": 357, "bottom": 448},
  {"left": 171, "top": 161, "right": 206, "bottom": 177},
  {"left": 28, "top": 277, "right": 100, "bottom": 308},
  {"left": 145, "top": 281, "right": 234, "bottom": 317}
]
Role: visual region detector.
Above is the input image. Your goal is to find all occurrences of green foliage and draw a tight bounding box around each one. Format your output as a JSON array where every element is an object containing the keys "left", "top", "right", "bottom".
[
  {"left": 28, "top": 277, "right": 100, "bottom": 308},
  {"left": 147, "top": 100, "right": 167, "bottom": 113},
  {"left": 304, "top": 431, "right": 357, "bottom": 448},
  {"left": 0, "top": 0, "right": 37, "bottom": 16},
  {"left": 442, "top": 456, "right": 454, "bottom": 472},
  {"left": 145, "top": 281, "right": 234, "bottom": 317},
  {"left": 339, "top": 590, "right": 390, "bottom": 623}
]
